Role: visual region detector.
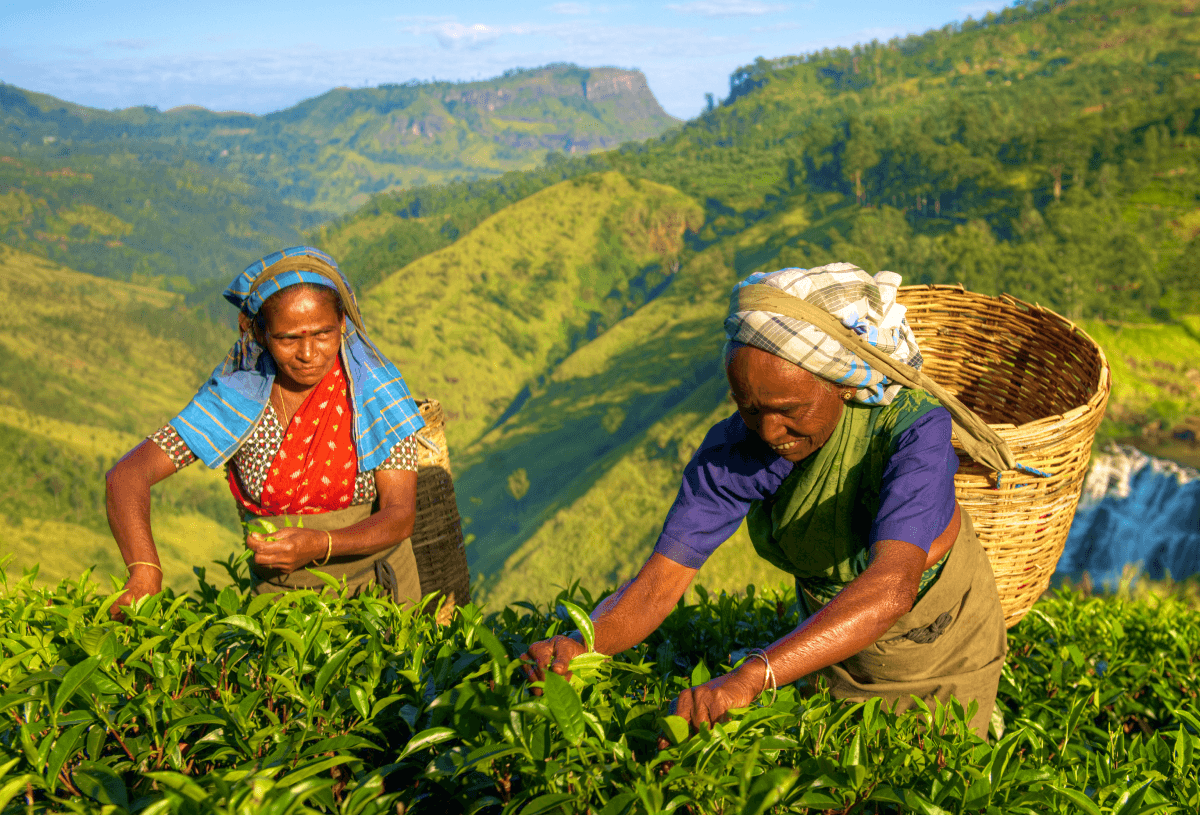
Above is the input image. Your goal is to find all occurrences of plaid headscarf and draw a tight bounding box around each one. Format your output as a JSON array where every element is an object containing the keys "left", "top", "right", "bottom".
[
  {"left": 170, "top": 246, "right": 425, "bottom": 470},
  {"left": 725, "top": 263, "right": 923, "bottom": 406}
]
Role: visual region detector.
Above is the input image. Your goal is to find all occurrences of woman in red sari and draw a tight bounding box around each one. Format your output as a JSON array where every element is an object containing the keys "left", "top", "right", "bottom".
[{"left": 105, "top": 247, "right": 427, "bottom": 616}]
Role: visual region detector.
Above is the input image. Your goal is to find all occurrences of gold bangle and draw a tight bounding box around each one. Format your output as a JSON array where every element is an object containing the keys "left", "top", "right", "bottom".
[
  {"left": 742, "top": 649, "right": 778, "bottom": 705},
  {"left": 126, "top": 561, "right": 162, "bottom": 574},
  {"left": 316, "top": 531, "right": 333, "bottom": 567}
]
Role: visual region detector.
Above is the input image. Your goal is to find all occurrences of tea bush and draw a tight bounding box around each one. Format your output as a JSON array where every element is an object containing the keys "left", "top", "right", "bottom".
[{"left": 0, "top": 555, "right": 1197, "bottom": 814}]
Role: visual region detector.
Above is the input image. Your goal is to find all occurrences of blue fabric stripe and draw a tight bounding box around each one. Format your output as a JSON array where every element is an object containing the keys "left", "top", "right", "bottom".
[{"left": 171, "top": 246, "right": 425, "bottom": 470}]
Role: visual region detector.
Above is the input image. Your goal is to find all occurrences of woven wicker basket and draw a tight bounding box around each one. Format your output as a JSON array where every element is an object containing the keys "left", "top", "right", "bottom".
[
  {"left": 898, "top": 286, "right": 1111, "bottom": 629},
  {"left": 412, "top": 399, "right": 471, "bottom": 625}
]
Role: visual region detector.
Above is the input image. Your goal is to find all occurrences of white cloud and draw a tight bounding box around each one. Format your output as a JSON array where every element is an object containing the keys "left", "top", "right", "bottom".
[
  {"left": 398, "top": 21, "right": 538, "bottom": 50},
  {"left": 667, "top": 0, "right": 787, "bottom": 16},
  {"left": 549, "top": 2, "right": 592, "bottom": 13}
]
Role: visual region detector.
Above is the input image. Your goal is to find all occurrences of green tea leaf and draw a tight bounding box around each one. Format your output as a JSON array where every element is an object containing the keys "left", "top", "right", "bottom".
[
  {"left": 349, "top": 685, "right": 370, "bottom": 721},
  {"left": 72, "top": 761, "right": 129, "bottom": 809},
  {"left": 219, "top": 614, "right": 264, "bottom": 640},
  {"left": 475, "top": 625, "right": 508, "bottom": 665},
  {"left": 744, "top": 767, "right": 799, "bottom": 814},
  {"left": 45, "top": 721, "right": 89, "bottom": 788},
  {"left": 658, "top": 714, "right": 690, "bottom": 746},
  {"left": 521, "top": 792, "right": 578, "bottom": 814},
  {"left": 0, "top": 775, "right": 37, "bottom": 814},
  {"left": 399, "top": 727, "right": 456, "bottom": 760},
  {"left": 51, "top": 656, "right": 100, "bottom": 720},
  {"left": 558, "top": 600, "right": 595, "bottom": 652},
  {"left": 278, "top": 755, "right": 358, "bottom": 787},
  {"left": 1048, "top": 785, "right": 1100, "bottom": 815},
  {"left": 313, "top": 643, "right": 354, "bottom": 699},
  {"left": 542, "top": 671, "right": 586, "bottom": 746},
  {"left": 270, "top": 627, "right": 307, "bottom": 655},
  {"left": 243, "top": 519, "right": 278, "bottom": 536},
  {"left": 144, "top": 771, "right": 210, "bottom": 804}
]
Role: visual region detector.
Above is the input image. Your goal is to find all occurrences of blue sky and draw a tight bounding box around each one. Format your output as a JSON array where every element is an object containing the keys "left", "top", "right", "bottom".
[{"left": 2, "top": 0, "right": 1011, "bottom": 119}]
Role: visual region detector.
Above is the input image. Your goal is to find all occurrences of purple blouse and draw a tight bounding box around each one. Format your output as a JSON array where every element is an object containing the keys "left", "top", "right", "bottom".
[{"left": 653, "top": 408, "right": 959, "bottom": 569}]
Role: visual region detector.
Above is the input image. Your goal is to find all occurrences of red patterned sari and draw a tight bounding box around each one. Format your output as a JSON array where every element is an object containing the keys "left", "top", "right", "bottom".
[{"left": 228, "top": 362, "right": 358, "bottom": 515}]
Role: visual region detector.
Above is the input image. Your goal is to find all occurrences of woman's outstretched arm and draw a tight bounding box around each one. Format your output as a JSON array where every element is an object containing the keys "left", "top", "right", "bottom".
[
  {"left": 671, "top": 504, "right": 960, "bottom": 727},
  {"left": 105, "top": 440, "right": 179, "bottom": 617},
  {"left": 522, "top": 552, "right": 698, "bottom": 685}
]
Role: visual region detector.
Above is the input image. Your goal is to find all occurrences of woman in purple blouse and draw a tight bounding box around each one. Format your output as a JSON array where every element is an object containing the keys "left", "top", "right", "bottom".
[{"left": 524, "top": 264, "right": 1008, "bottom": 739}]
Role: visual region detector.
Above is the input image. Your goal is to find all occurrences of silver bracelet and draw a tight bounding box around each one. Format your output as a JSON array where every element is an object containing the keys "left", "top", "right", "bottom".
[{"left": 742, "top": 648, "right": 777, "bottom": 706}]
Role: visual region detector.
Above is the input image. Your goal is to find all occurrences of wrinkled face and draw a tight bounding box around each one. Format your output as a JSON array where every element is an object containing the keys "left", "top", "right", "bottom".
[
  {"left": 260, "top": 288, "right": 342, "bottom": 391},
  {"left": 725, "top": 344, "right": 848, "bottom": 462}
]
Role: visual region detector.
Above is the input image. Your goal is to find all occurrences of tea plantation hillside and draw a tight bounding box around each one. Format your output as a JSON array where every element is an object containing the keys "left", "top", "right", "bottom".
[
  {"left": 311, "top": 0, "right": 1200, "bottom": 605},
  {"left": 360, "top": 171, "right": 703, "bottom": 448},
  {"left": 0, "top": 561, "right": 1196, "bottom": 813},
  {"left": 0, "top": 245, "right": 240, "bottom": 588}
]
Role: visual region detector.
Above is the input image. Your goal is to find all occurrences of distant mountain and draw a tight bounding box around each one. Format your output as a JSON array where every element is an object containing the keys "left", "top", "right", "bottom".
[
  {"left": 1, "top": 65, "right": 679, "bottom": 214},
  {"left": 0, "top": 148, "right": 317, "bottom": 291}
]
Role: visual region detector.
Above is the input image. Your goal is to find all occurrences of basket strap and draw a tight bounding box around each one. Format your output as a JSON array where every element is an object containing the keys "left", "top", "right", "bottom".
[{"left": 735, "top": 284, "right": 1018, "bottom": 473}]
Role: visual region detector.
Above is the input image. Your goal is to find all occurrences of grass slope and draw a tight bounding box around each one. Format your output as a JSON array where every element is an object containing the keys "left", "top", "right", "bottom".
[
  {"left": 360, "top": 171, "right": 703, "bottom": 448},
  {"left": 0, "top": 150, "right": 315, "bottom": 289},
  {"left": 461, "top": 196, "right": 877, "bottom": 605},
  {"left": 0, "top": 244, "right": 241, "bottom": 588}
]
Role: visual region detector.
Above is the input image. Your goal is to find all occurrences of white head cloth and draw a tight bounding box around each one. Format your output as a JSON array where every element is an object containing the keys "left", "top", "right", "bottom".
[{"left": 724, "top": 262, "right": 924, "bottom": 406}]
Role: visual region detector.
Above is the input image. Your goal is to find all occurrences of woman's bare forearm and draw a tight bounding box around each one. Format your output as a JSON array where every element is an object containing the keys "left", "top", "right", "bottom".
[
  {"left": 106, "top": 440, "right": 177, "bottom": 570},
  {"left": 587, "top": 553, "right": 697, "bottom": 655},
  {"left": 322, "top": 504, "right": 415, "bottom": 557},
  {"left": 728, "top": 538, "right": 927, "bottom": 690},
  {"left": 325, "top": 467, "right": 417, "bottom": 557}
]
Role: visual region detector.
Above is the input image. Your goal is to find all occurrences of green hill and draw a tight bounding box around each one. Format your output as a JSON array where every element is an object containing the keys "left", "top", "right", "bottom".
[
  {"left": 0, "top": 148, "right": 317, "bottom": 291},
  {"left": 0, "top": 244, "right": 241, "bottom": 588},
  {"left": 306, "top": 0, "right": 1200, "bottom": 607},
  {"left": 6, "top": 0, "right": 1200, "bottom": 609},
  {"left": 1, "top": 65, "right": 678, "bottom": 215},
  {"left": 360, "top": 171, "right": 703, "bottom": 448}
]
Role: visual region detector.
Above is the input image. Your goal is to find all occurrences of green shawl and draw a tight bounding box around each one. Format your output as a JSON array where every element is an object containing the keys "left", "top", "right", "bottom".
[{"left": 746, "top": 388, "right": 946, "bottom": 612}]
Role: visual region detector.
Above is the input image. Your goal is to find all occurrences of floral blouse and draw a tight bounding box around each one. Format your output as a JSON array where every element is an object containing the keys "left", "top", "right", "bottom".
[{"left": 150, "top": 403, "right": 418, "bottom": 509}]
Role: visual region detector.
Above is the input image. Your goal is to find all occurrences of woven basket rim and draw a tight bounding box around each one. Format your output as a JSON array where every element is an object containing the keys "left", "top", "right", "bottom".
[{"left": 899, "top": 284, "right": 1112, "bottom": 432}]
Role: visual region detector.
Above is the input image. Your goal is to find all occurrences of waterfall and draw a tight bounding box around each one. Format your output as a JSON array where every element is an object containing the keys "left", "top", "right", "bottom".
[{"left": 1059, "top": 444, "right": 1200, "bottom": 589}]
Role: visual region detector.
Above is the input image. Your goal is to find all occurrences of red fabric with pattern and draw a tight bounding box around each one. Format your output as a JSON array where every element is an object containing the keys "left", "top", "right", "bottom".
[{"left": 228, "top": 362, "right": 358, "bottom": 515}]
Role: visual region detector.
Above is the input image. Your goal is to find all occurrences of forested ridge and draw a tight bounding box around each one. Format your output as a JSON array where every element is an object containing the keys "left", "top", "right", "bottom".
[
  {"left": 333, "top": 0, "right": 1200, "bottom": 322},
  {"left": 1, "top": 64, "right": 676, "bottom": 216}
]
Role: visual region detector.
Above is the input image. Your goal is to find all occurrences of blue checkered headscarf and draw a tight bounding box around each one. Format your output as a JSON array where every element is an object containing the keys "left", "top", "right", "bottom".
[{"left": 169, "top": 246, "right": 425, "bottom": 470}]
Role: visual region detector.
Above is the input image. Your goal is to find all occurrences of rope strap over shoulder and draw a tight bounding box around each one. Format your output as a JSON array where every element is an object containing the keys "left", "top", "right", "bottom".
[{"left": 735, "top": 284, "right": 1018, "bottom": 474}]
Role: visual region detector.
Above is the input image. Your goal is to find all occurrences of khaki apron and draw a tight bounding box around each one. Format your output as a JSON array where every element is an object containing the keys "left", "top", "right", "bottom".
[
  {"left": 807, "top": 509, "right": 1008, "bottom": 739},
  {"left": 245, "top": 503, "right": 422, "bottom": 606}
]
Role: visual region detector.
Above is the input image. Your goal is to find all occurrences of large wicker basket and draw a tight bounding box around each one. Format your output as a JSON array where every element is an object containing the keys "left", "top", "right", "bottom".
[
  {"left": 412, "top": 399, "right": 471, "bottom": 624},
  {"left": 898, "top": 286, "right": 1110, "bottom": 629}
]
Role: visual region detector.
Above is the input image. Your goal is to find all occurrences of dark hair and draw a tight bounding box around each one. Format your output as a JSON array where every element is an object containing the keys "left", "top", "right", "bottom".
[{"left": 252, "top": 282, "right": 344, "bottom": 341}]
